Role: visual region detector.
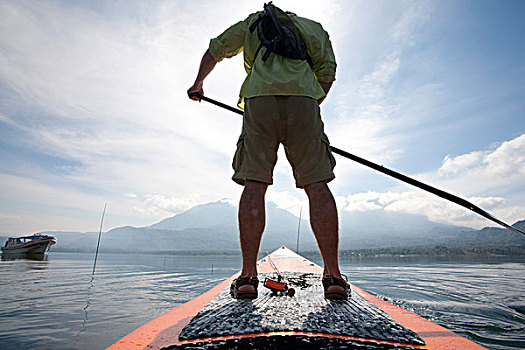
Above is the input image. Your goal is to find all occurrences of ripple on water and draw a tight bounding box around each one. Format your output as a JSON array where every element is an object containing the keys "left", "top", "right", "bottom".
[{"left": 342, "top": 260, "right": 525, "bottom": 350}]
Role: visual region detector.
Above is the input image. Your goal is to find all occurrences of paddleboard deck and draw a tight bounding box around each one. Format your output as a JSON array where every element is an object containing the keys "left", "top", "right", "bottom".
[{"left": 108, "top": 247, "right": 487, "bottom": 350}]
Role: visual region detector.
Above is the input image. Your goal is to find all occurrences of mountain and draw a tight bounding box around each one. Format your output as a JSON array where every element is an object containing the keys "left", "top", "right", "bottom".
[
  {"left": 45, "top": 200, "right": 317, "bottom": 252},
  {"left": 448, "top": 220, "right": 525, "bottom": 245},
  {"left": 149, "top": 199, "right": 310, "bottom": 238},
  {"left": 34, "top": 201, "right": 524, "bottom": 253},
  {"left": 150, "top": 200, "right": 237, "bottom": 231},
  {"left": 106, "top": 201, "right": 318, "bottom": 252}
]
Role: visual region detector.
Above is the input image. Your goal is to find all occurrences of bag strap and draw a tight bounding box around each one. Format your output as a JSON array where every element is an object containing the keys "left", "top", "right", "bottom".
[{"left": 249, "top": 2, "right": 314, "bottom": 68}]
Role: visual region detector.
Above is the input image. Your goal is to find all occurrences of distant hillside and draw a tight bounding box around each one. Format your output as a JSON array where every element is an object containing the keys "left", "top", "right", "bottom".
[
  {"left": 150, "top": 200, "right": 237, "bottom": 231},
  {"left": 37, "top": 201, "right": 524, "bottom": 254},
  {"left": 337, "top": 220, "right": 525, "bottom": 259},
  {"left": 450, "top": 220, "right": 525, "bottom": 245},
  {"left": 48, "top": 201, "right": 317, "bottom": 253}
]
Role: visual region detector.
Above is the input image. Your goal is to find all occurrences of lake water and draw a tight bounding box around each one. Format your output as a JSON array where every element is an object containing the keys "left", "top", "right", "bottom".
[{"left": 0, "top": 252, "right": 523, "bottom": 349}]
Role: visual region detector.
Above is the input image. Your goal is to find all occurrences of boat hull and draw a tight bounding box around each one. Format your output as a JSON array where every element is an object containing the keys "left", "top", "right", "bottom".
[{"left": 2, "top": 238, "right": 55, "bottom": 254}]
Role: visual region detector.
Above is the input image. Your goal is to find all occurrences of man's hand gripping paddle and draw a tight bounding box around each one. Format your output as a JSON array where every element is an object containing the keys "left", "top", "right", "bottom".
[{"left": 189, "top": 92, "right": 525, "bottom": 236}]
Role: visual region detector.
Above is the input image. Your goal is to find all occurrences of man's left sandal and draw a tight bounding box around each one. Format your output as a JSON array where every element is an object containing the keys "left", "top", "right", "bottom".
[
  {"left": 230, "top": 276, "right": 259, "bottom": 299},
  {"left": 322, "top": 275, "right": 351, "bottom": 300}
]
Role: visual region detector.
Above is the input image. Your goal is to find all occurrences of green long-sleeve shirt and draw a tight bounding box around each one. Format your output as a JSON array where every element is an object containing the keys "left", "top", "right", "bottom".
[{"left": 209, "top": 12, "right": 337, "bottom": 108}]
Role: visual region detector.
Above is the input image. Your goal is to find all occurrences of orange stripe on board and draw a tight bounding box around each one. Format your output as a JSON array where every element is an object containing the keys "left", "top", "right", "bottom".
[{"left": 177, "top": 331, "right": 426, "bottom": 349}]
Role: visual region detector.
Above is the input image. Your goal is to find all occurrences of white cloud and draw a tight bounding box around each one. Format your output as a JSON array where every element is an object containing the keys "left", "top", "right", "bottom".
[
  {"left": 469, "top": 196, "right": 506, "bottom": 209},
  {"left": 218, "top": 197, "right": 237, "bottom": 207},
  {"left": 133, "top": 193, "right": 200, "bottom": 217},
  {"left": 341, "top": 191, "right": 383, "bottom": 211},
  {"left": 484, "top": 134, "right": 525, "bottom": 177},
  {"left": 438, "top": 135, "right": 525, "bottom": 178},
  {"left": 438, "top": 152, "right": 484, "bottom": 176},
  {"left": 267, "top": 190, "right": 308, "bottom": 218},
  {"left": 335, "top": 190, "right": 511, "bottom": 229},
  {"left": 435, "top": 134, "right": 525, "bottom": 196}
]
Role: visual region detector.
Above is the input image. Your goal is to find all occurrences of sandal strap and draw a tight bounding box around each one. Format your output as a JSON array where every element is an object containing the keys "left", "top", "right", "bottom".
[
  {"left": 233, "top": 276, "right": 259, "bottom": 288},
  {"left": 322, "top": 275, "right": 349, "bottom": 291}
]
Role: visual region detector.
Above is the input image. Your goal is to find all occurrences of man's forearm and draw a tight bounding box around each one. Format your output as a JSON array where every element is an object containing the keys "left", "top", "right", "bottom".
[
  {"left": 188, "top": 49, "right": 218, "bottom": 101},
  {"left": 194, "top": 49, "right": 218, "bottom": 86}
]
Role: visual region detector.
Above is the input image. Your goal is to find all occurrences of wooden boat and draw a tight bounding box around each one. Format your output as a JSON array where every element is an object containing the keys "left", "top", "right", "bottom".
[{"left": 108, "top": 246, "right": 487, "bottom": 349}]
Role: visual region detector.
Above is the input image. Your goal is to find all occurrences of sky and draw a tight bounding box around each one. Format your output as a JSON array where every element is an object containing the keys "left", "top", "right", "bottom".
[{"left": 0, "top": 0, "right": 524, "bottom": 235}]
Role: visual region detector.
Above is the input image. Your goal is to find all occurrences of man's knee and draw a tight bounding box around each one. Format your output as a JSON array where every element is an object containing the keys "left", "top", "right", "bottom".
[
  {"left": 303, "top": 180, "right": 329, "bottom": 197},
  {"left": 243, "top": 180, "right": 269, "bottom": 196}
]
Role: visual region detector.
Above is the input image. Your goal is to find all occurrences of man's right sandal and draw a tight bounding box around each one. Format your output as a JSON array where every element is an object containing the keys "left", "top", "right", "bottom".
[
  {"left": 230, "top": 276, "right": 259, "bottom": 299},
  {"left": 322, "top": 275, "right": 351, "bottom": 300}
]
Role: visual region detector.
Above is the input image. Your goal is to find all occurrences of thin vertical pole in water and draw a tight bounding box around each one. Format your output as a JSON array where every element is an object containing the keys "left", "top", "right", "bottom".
[
  {"left": 296, "top": 206, "right": 302, "bottom": 254},
  {"left": 92, "top": 203, "right": 107, "bottom": 276}
]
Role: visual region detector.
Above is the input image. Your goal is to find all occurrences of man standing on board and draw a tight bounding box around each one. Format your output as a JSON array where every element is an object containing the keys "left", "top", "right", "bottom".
[{"left": 187, "top": 3, "right": 348, "bottom": 299}]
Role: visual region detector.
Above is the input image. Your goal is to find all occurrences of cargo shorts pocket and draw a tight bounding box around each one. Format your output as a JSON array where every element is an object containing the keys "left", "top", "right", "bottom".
[
  {"left": 321, "top": 135, "right": 336, "bottom": 169},
  {"left": 232, "top": 133, "right": 247, "bottom": 172}
]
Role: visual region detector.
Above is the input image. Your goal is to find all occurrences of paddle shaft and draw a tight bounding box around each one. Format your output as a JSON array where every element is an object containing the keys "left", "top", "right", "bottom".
[
  {"left": 190, "top": 92, "right": 524, "bottom": 236},
  {"left": 92, "top": 203, "right": 107, "bottom": 276}
]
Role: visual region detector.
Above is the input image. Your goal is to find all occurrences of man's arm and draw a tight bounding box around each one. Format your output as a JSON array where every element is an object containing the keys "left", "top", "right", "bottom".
[
  {"left": 187, "top": 49, "right": 218, "bottom": 101},
  {"left": 317, "top": 81, "right": 333, "bottom": 105}
]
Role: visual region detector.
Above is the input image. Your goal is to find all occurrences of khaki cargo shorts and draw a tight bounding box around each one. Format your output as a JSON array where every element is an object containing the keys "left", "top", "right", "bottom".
[{"left": 232, "top": 95, "right": 336, "bottom": 188}]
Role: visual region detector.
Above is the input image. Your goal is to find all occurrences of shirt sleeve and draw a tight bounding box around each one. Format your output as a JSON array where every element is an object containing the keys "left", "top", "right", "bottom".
[
  {"left": 312, "top": 29, "right": 337, "bottom": 83},
  {"left": 209, "top": 18, "right": 249, "bottom": 62}
]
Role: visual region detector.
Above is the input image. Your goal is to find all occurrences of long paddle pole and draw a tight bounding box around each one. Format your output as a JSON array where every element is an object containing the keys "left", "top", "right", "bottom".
[
  {"left": 92, "top": 203, "right": 107, "bottom": 276},
  {"left": 296, "top": 206, "right": 302, "bottom": 254},
  {"left": 190, "top": 92, "right": 524, "bottom": 236}
]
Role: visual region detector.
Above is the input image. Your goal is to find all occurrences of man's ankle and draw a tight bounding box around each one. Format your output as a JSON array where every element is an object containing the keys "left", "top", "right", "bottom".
[
  {"left": 240, "top": 271, "right": 257, "bottom": 278},
  {"left": 323, "top": 271, "right": 342, "bottom": 279}
]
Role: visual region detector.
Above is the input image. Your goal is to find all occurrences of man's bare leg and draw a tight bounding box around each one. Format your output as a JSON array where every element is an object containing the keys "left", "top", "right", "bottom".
[
  {"left": 304, "top": 181, "right": 344, "bottom": 293},
  {"left": 238, "top": 180, "right": 268, "bottom": 292}
]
